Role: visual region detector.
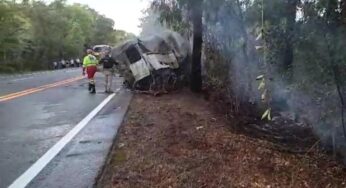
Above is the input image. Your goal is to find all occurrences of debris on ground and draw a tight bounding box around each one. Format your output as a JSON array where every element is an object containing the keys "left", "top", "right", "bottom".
[{"left": 96, "top": 90, "right": 346, "bottom": 188}]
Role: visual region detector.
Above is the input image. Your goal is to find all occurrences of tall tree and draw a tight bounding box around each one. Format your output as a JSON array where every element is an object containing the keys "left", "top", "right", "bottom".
[
  {"left": 283, "top": 0, "right": 299, "bottom": 70},
  {"left": 152, "top": 0, "right": 203, "bottom": 92},
  {"left": 189, "top": 0, "right": 203, "bottom": 92},
  {"left": 0, "top": 0, "right": 133, "bottom": 72},
  {"left": 341, "top": 0, "right": 346, "bottom": 25}
]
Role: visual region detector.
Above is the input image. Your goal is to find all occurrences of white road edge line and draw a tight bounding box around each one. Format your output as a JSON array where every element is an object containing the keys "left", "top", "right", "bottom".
[{"left": 8, "top": 91, "right": 119, "bottom": 188}]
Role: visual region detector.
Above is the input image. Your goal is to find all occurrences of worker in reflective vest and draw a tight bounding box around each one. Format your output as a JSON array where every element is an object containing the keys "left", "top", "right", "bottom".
[{"left": 83, "top": 49, "right": 98, "bottom": 94}]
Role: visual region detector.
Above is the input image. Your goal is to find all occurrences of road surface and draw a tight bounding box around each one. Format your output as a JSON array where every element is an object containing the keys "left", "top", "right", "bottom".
[{"left": 0, "top": 69, "right": 132, "bottom": 188}]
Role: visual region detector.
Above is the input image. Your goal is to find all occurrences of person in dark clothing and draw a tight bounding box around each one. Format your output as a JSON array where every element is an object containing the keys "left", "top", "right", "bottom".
[{"left": 99, "top": 51, "right": 118, "bottom": 93}]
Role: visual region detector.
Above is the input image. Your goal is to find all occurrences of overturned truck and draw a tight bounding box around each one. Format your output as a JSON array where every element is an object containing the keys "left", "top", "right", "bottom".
[{"left": 111, "top": 31, "right": 191, "bottom": 94}]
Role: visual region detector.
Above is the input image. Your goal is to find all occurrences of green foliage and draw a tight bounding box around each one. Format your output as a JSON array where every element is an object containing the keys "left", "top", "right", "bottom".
[
  {"left": 147, "top": 0, "right": 346, "bottom": 155},
  {"left": 148, "top": 0, "right": 346, "bottom": 114},
  {"left": 0, "top": 0, "right": 133, "bottom": 72},
  {"left": 0, "top": 64, "right": 16, "bottom": 74},
  {"left": 261, "top": 108, "right": 271, "bottom": 120},
  {"left": 150, "top": 0, "right": 191, "bottom": 34}
]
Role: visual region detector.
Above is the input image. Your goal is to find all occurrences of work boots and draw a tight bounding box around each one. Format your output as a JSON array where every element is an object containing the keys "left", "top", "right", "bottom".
[
  {"left": 88, "top": 83, "right": 92, "bottom": 91},
  {"left": 90, "top": 83, "right": 96, "bottom": 94}
]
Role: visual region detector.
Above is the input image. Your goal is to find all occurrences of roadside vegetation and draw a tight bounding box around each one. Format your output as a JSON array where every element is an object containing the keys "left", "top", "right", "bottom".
[
  {"left": 140, "top": 0, "right": 346, "bottom": 162},
  {"left": 0, "top": 0, "right": 134, "bottom": 73}
]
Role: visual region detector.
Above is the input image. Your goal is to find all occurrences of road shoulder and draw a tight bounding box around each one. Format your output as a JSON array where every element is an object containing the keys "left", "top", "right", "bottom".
[
  {"left": 96, "top": 90, "right": 346, "bottom": 188},
  {"left": 27, "top": 89, "right": 132, "bottom": 188}
]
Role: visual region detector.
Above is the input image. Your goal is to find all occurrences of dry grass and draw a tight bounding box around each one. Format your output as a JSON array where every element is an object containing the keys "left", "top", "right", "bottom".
[{"left": 96, "top": 90, "right": 346, "bottom": 188}]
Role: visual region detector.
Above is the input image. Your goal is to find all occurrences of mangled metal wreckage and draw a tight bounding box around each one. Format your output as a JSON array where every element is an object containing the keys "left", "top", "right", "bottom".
[{"left": 111, "top": 31, "right": 191, "bottom": 94}]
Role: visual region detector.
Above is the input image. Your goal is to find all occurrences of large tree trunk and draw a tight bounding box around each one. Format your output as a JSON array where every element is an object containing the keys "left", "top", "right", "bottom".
[
  {"left": 340, "top": 0, "right": 346, "bottom": 25},
  {"left": 190, "top": 1, "right": 203, "bottom": 92},
  {"left": 325, "top": 0, "right": 339, "bottom": 24},
  {"left": 283, "top": 0, "right": 298, "bottom": 70}
]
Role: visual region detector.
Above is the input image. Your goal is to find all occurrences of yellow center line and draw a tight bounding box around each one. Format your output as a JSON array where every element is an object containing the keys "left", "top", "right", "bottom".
[
  {"left": 0, "top": 76, "right": 84, "bottom": 102},
  {"left": 0, "top": 77, "right": 80, "bottom": 99}
]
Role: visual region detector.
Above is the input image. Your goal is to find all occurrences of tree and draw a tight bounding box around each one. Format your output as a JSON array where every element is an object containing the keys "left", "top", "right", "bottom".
[
  {"left": 341, "top": 0, "right": 346, "bottom": 25},
  {"left": 91, "top": 15, "right": 115, "bottom": 44},
  {"left": 189, "top": 0, "right": 203, "bottom": 92},
  {"left": 283, "top": 0, "right": 299, "bottom": 70},
  {"left": 143, "top": 0, "right": 346, "bottom": 159},
  {"left": 151, "top": 0, "right": 203, "bottom": 92},
  {"left": 0, "top": 1, "right": 29, "bottom": 64},
  {"left": 0, "top": 0, "right": 133, "bottom": 72}
]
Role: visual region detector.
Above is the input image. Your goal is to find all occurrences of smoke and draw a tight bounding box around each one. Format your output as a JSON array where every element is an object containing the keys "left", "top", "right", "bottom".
[
  {"left": 139, "top": 8, "right": 170, "bottom": 38},
  {"left": 202, "top": 0, "right": 346, "bottom": 159},
  {"left": 141, "top": 0, "right": 346, "bottom": 160}
]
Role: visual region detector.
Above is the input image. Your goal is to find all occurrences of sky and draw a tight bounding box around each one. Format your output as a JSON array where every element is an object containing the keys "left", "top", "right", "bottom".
[{"left": 68, "top": 0, "right": 150, "bottom": 35}]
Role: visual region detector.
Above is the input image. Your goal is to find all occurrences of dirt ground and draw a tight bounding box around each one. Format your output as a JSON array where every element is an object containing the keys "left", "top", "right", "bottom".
[{"left": 96, "top": 90, "right": 346, "bottom": 188}]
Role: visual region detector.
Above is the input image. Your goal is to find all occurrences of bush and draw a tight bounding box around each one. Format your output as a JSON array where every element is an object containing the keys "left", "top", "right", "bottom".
[{"left": 0, "top": 64, "right": 16, "bottom": 74}]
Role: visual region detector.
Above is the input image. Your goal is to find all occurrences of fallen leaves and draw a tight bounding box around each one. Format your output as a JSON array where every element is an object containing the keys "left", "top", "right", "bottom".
[{"left": 96, "top": 91, "right": 346, "bottom": 188}]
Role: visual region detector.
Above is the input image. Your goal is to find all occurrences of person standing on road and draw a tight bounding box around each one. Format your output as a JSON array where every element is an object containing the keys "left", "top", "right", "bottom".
[
  {"left": 53, "top": 61, "right": 58, "bottom": 69},
  {"left": 61, "top": 59, "right": 66, "bottom": 68},
  {"left": 70, "top": 58, "right": 75, "bottom": 67},
  {"left": 83, "top": 49, "right": 98, "bottom": 94},
  {"left": 99, "top": 51, "right": 118, "bottom": 93}
]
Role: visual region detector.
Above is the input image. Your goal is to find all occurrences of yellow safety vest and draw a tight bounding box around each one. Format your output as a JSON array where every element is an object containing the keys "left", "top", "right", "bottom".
[{"left": 83, "top": 54, "right": 98, "bottom": 67}]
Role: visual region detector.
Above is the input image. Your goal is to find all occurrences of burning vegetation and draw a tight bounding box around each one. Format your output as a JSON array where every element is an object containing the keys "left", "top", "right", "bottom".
[{"left": 137, "top": 0, "right": 346, "bottom": 163}]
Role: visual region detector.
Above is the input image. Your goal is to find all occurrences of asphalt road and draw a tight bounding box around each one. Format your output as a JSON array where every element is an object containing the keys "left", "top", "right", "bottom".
[{"left": 0, "top": 69, "right": 132, "bottom": 188}]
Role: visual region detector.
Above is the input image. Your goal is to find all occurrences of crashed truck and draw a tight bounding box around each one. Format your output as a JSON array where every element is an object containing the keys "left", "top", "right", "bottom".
[{"left": 111, "top": 31, "right": 191, "bottom": 94}]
